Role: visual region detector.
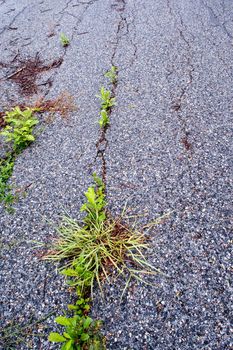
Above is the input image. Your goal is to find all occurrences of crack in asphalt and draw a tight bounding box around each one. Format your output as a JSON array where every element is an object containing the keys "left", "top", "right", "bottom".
[
  {"left": 72, "top": 0, "right": 99, "bottom": 5},
  {"left": 191, "top": 1, "right": 232, "bottom": 73},
  {"left": 164, "top": 1, "right": 217, "bottom": 215},
  {"left": 127, "top": 3, "right": 138, "bottom": 67},
  {"left": 4, "top": 8, "right": 16, "bottom": 15},
  {"left": 0, "top": 0, "right": 100, "bottom": 106},
  {"left": 55, "top": 0, "right": 75, "bottom": 16},
  {"left": 94, "top": 0, "right": 139, "bottom": 188},
  {"left": 201, "top": 0, "right": 233, "bottom": 39},
  {"left": 39, "top": 0, "right": 100, "bottom": 98},
  {"left": 110, "top": 0, "right": 127, "bottom": 65},
  {"left": 166, "top": 0, "right": 195, "bottom": 157},
  {"left": 0, "top": 5, "right": 27, "bottom": 35},
  {"left": 94, "top": 0, "right": 130, "bottom": 189},
  {"left": 53, "top": 0, "right": 100, "bottom": 42},
  {"left": 111, "top": 0, "right": 138, "bottom": 69}
]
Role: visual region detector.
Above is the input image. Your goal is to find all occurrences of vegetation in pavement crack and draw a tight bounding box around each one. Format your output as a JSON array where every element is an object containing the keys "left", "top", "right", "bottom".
[
  {"left": 46, "top": 173, "right": 156, "bottom": 349},
  {"left": 95, "top": 66, "right": 118, "bottom": 185},
  {"left": 0, "top": 94, "right": 75, "bottom": 210},
  {"left": 46, "top": 67, "right": 156, "bottom": 349},
  {"left": 104, "top": 65, "right": 117, "bottom": 85},
  {"left": 0, "top": 106, "right": 40, "bottom": 208},
  {"left": 60, "top": 33, "right": 70, "bottom": 47},
  {"left": 0, "top": 154, "right": 15, "bottom": 207},
  {"left": 97, "top": 66, "right": 117, "bottom": 129},
  {"left": 47, "top": 173, "right": 156, "bottom": 295},
  {"left": 97, "top": 87, "right": 116, "bottom": 114},
  {"left": 48, "top": 288, "right": 105, "bottom": 350},
  {"left": 0, "top": 106, "right": 39, "bottom": 152},
  {"left": 98, "top": 109, "right": 109, "bottom": 129}
]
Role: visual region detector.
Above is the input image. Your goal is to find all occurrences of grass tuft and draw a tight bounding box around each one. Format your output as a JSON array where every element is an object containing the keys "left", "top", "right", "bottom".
[{"left": 46, "top": 175, "right": 156, "bottom": 296}]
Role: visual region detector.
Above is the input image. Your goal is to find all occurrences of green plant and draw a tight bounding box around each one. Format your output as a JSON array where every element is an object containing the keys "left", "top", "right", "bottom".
[
  {"left": 49, "top": 296, "right": 105, "bottom": 350},
  {"left": 46, "top": 174, "right": 156, "bottom": 296},
  {"left": 104, "top": 66, "right": 117, "bottom": 84},
  {"left": 0, "top": 106, "right": 39, "bottom": 153},
  {"left": 80, "top": 173, "right": 107, "bottom": 228},
  {"left": 0, "top": 107, "right": 39, "bottom": 206},
  {"left": 96, "top": 87, "right": 115, "bottom": 111},
  {"left": 60, "top": 33, "right": 70, "bottom": 47},
  {"left": 98, "top": 110, "right": 109, "bottom": 128},
  {"left": 0, "top": 155, "right": 15, "bottom": 205}
]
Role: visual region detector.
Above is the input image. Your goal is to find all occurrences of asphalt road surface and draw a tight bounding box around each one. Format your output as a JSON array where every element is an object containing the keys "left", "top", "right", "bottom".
[{"left": 0, "top": 1, "right": 232, "bottom": 349}]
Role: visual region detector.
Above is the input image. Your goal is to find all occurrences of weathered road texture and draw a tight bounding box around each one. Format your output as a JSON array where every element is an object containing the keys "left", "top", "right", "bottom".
[{"left": 0, "top": 0, "right": 232, "bottom": 349}]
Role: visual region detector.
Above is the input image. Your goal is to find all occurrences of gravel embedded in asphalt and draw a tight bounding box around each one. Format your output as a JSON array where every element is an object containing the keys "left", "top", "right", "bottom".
[{"left": 0, "top": 0, "right": 232, "bottom": 349}]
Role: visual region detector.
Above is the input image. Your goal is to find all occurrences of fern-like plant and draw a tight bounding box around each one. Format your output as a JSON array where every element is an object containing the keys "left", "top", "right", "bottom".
[{"left": 0, "top": 106, "right": 39, "bottom": 153}]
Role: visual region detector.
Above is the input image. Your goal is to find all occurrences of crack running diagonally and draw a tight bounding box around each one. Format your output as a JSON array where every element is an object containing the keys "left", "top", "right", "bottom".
[
  {"left": 201, "top": 0, "right": 232, "bottom": 39},
  {"left": 0, "top": 5, "right": 27, "bottom": 35}
]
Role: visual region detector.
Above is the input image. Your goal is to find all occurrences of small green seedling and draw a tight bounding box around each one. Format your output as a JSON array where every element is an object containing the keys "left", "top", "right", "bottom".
[
  {"left": 104, "top": 66, "right": 117, "bottom": 84},
  {"left": 80, "top": 173, "right": 106, "bottom": 228},
  {"left": 60, "top": 33, "right": 70, "bottom": 47},
  {"left": 98, "top": 110, "right": 110, "bottom": 128},
  {"left": 96, "top": 87, "right": 115, "bottom": 111}
]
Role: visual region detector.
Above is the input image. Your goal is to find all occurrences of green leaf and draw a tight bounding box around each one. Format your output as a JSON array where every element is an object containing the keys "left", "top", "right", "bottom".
[
  {"left": 81, "top": 333, "right": 90, "bottom": 341},
  {"left": 85, "top": 187, "right": 96, "bottom": 205},
  {"left": 84, "top": 304, "right": 90, "bottom": 311},
  {"left": 63, "top": 332, "right": 72, "bottom": 339},
  {"left": 25, "top": 134, "right": 35, "bottom": 141},
  {"left": 64, "top": 339, "right": 74, "bottom": 350},
  {"left": 68, "top": 304, "right": 78, "bottom": 310},
  {"left": 83, "top": 317, "right": 92, "bottom": 329},
  {"left": 61, "top": 268, "right": 78, "bottom": 277},
  {"left": 55, "top": 316, "right": 71, "bottom": 326},
  {"left": 48, "top": 332, "right": 66, "bottom": 342}
]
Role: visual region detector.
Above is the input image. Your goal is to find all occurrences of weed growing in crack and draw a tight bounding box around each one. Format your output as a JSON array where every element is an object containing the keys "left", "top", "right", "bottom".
[
  {"left": 0, "top": 95, "right": 75, "bottom": 209},
  {"left": 46, "top": 174, "right": 155, "bottom": 296},
  {"left": 60, "top": 33, "right": 70, "bottom": 47},
  {"left": 104, "top": 66, "right": 118, "bottom": 84},
  {"left": 96, "top": 87, "right": 115, "bottom": 129},
  {"left": 0, "top": 106, "right": 39, "bottom": 152},
  {"left": 49, "top": 291, "right": 105, "bottom": 349},
  {"left": 98, "top": 110, "right": 110, "bottom": 129},
  {"left": 0, "top": 154, "right": 15, "bottom": 206},
  {"left": 96, "top": 68, "right": 117, "bottom": 130},
  {"left": 46, "top": 67, "right": 157, "bottom": 350},
  {"left": 46, "top": 173, "right": 156, "bottom": 349},
  {"left": 97, "top": 87, "right": 116, "bottom": 112},
  {"left": 0, "top": 106, "right": 39, "bottom": 207},
  {"left": 80, "top": 173, "right": 107, "bottom": 228}
]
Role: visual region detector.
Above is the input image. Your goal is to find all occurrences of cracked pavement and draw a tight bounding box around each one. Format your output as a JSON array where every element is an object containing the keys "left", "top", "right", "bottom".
[{"left": 0, "top": 0, "right": 232, "bottom": 349}]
